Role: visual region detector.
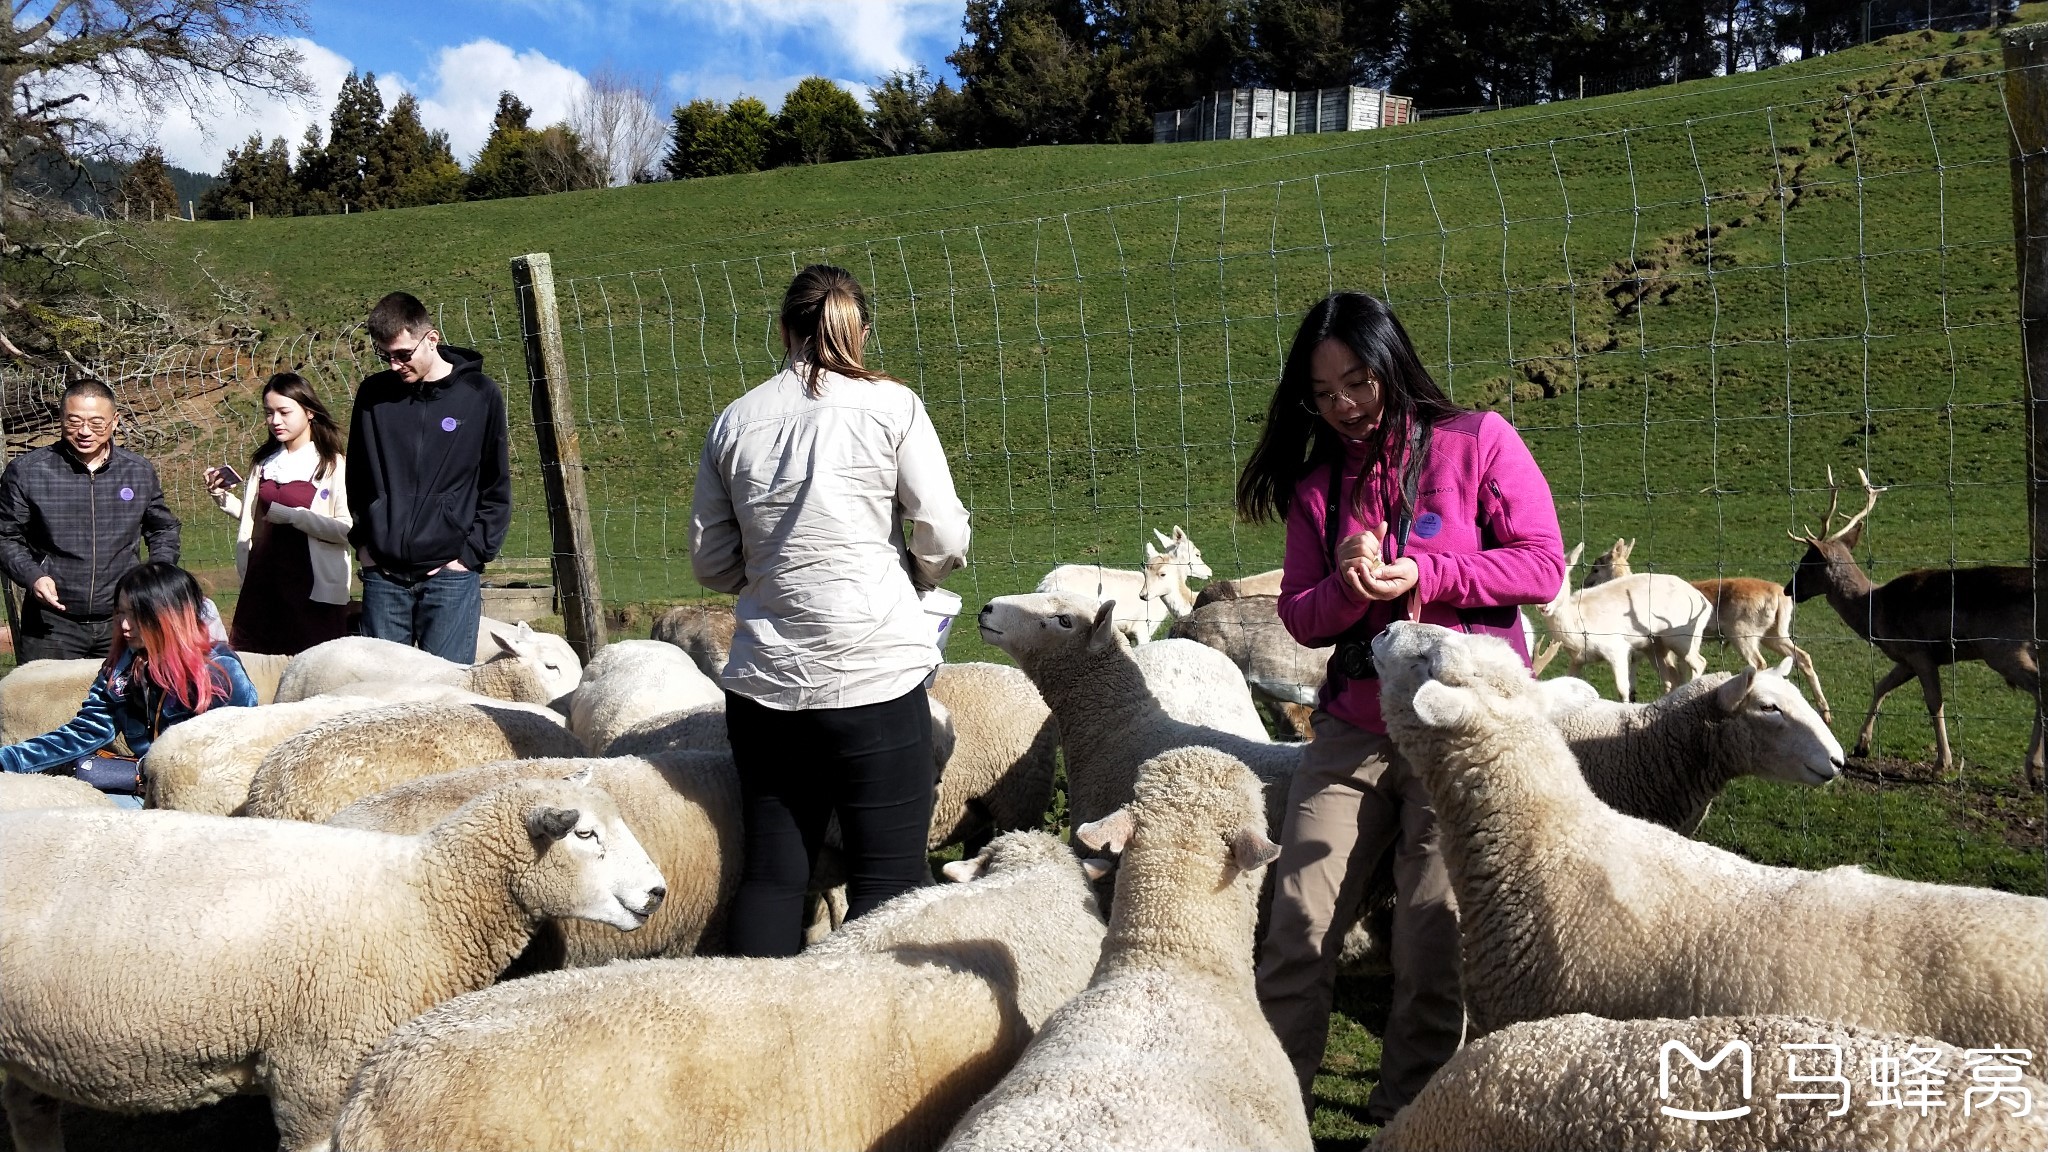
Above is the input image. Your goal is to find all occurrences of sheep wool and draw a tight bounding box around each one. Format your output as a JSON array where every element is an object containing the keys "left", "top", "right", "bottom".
[
  {"left": 0, "top": 771, "right": 116, "bottom": 811},
  {"left": 244, "top": 701, "right": 588, "bottom": 823},
  {"left": 567, "top": 640, "right": 724, "bottom": 751},
  {"left": 927, "top": 662, "right": 1060, "bottom": 851},
  {"left": 327, "top": 751, "right": 741, "bottom": 965},
  {"left": 273, "top": 634, "right": 555, "bottom": 706},
  {"left": 942, "top": 747, "right": 1310, "bottom": 1152},
  {"left": 649, "top": 601, "right": 737, "bottom": 681},
  {"left": 978, "top": 592, "right": 1299, "bottom": 833},
  {"left": 1373, "top": 1013, "right": 2048, "bottom": 1152},
  {"left": 0, "top": 657, "right": 101, "bottom": 746},
  {"left": 333, "top": 832, "right": 1106, "bottom": 1152},
  {"left": 142, "top": 693, "right": 389, "bottom": 815},
  {"left": 0, "top": 777, "right": 665, "bottom": 1152},
  {"left": 1370, "top": 621, "right": 2048, "bottom": 1053}
]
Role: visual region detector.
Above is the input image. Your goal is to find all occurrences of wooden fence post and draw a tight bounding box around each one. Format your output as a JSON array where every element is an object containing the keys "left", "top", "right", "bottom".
[
  {"left": 2003, "top": 22, "right": 2047, "bottom": 763},
  {"left": 511, "top": 252, "right": 607, "bottom": 662}
]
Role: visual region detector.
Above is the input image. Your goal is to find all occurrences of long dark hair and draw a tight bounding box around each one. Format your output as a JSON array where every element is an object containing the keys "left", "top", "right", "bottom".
[
  {"left": 250, "top": 372, "right": 344, "bottom": 481},
  {"left": 780, "top": 264, "right": 893, "bottom": 397},
  {"left": 106, "top": 563, "right": 227, "bottom": 714},
  {"left": 1236, "top": 292, "right": 1464, "bottom": 523}
]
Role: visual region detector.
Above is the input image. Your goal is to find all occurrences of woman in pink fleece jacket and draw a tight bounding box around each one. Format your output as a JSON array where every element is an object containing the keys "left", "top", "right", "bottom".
[{"left": 1239, "top": 292, "right": 1565, "bottom": 1122}]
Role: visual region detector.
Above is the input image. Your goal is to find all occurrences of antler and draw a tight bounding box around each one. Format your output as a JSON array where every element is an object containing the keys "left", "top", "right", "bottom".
[
  {"left": 1826, "top": 467, "right": 1886, "bottom": 542},
  {"left": 1531, "top": 640, "right": 1563, "bottom": 676},
  {"left": 1821, "top": 466, "right": 1842, "bottom": 537}
]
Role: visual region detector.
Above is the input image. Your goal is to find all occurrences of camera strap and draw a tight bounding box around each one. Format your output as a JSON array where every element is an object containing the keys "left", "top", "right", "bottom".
[{"left": 1323, "top": 418, "right": 1432, "bottom": 573}]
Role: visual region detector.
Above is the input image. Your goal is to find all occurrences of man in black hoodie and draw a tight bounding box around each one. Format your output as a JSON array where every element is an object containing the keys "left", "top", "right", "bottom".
[{"left": 346, "top": 291, "right": 511, "bottom": 663}]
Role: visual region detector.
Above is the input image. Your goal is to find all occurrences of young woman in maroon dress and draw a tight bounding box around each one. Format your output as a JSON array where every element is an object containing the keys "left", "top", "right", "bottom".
[{"left": 205, "top": 373, "right": 354, "bottom": 654}]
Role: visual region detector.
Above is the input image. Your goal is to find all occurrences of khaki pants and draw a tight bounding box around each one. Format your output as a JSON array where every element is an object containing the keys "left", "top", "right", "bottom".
[{"left": 1255, "top": 709, "right": 1464, "bottom": 1121}]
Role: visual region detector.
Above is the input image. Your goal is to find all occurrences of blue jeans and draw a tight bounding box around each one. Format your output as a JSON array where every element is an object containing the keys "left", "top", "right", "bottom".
[{"left": 359, "top": 567, "right": 482, "bottom": 665}]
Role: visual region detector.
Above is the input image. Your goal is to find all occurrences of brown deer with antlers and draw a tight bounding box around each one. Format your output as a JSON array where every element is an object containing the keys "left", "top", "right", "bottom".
[{"left": 1785, "top": 468, "right": 2042, "bottom": 789}]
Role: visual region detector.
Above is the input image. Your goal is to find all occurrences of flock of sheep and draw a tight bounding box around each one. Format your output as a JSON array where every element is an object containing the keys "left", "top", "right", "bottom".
[{"left": 0, "top": 488, "right": 2039, "bottom": 1150}]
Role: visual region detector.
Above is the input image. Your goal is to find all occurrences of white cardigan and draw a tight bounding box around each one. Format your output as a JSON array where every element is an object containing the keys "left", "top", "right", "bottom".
[{"left": 214, "top": 452, "right": 354, "bottom": 605}]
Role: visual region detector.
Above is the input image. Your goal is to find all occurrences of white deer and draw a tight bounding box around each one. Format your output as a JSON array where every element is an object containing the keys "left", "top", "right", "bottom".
[
  {"left": 1036, "top": 526, "right": 1210, "bottom": 646},
  {"left": 1537, "top": 542, "right": 1712, "bottom": 701}
]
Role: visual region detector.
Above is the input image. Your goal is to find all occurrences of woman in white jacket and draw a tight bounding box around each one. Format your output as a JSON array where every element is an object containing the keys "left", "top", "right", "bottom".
[
  {"left": 204, "top": 373, "right": 353, "bottom": 654},
  {"left": 690, "top": 264, "right": 971, "bottom": 957}
]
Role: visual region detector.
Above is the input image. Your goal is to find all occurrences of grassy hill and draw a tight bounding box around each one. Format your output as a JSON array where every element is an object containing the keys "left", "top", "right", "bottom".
[{"left": 9, "top": 14, "right": 2040, "bottom": 1149}]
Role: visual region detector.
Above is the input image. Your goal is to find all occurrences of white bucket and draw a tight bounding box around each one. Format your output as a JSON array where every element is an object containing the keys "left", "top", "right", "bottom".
[{"left": 920, "top": 588, "right": 963, "bottom": 654}]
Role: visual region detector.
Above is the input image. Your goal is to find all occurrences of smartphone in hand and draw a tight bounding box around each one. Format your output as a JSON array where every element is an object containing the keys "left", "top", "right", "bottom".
[{"left": 212, "top": 463, "right": 243, "bottom": 490}]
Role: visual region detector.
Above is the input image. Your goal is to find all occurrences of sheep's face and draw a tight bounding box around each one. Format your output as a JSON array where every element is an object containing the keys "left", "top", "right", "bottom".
[
  {"left": 519, "top": 775, "right": 667, "bottom": 931},
  {"left": 1373, "top": 622, "right": 1542, "bottom": 735},
  {"left": 942, "top": 831, "right": 1108, "bottom": 886},
  {"left": 1714, "top": 660, "right": 1845, "bottom": 785},
  {"left": 1078, "top": 747, "right": 1279, "bottom": 878},
  {"left": 490, "top": 621, "right": 581, "bottom": 702},
  {"left": 977, "top": 592, "right": 1123, "bottom": 667}
]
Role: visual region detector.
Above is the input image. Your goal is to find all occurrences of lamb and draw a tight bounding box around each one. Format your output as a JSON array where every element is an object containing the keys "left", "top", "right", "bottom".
[
  {"left": 327, "top": 751, "right": 741, "bottom": 966},
  {"left": 0, "top": 658, "right": 102, "bottom": 745},
  {"left": 566, "top": 639, "right": 723, "bottom": 751},
  {"left": 649, "top": 600, "right": 737, "bottom": 681},
  {"left": 1169, "top": 595, "right": 1329, "bottom": 740},
  {"left": 941, "top": 747, "right": 1310, "bottom": 1152},
  {"left": 1369, "top": 620, "right": 2048, "bottom": 1052},
  {"left": 0, "top": 772, "right": 116, "bottom": 811},
  {"left": 243, "top": 701, "right": 588, "bottom": 823},
  {"left": 473, "top": 615, "right": 583, "bottom": 702},
  {"left": 1036, "top": 525, "right": 1212, "bottom": 645},
  {"left": 332, "top": 831, "right": 1107, "bottom": 1152},
  {"left": 143, "top": 693, "right": 390, "bottom": 815},
  {"left": 1191, "top": 566, "right": 1283, "bottom": 609},
  {"left": 927, "top": 662, "right": 1060, "bottom": 851},
  {"left": 1372, "top": 1012, "right": 2048, "bottom": 1152},
  {"left": 272, "top": 631, "right": 556, "bottom": 707},
  {"left": 0, "top": 774, "right": 665, "bottom": 1152},
  {"left": 977, "top": 592, "right": 1300, "bottom": 835},
  {"left": 1537, "top": 542, "right": 1712, "bottom": 701},
  {"left": 1541, "top": 661, "right": 1844, "bottom": 834}
]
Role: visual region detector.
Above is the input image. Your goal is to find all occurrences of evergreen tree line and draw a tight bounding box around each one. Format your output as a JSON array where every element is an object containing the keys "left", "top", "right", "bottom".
[{"left": 199, "top": 75, "right": 600, "bottom": 218}]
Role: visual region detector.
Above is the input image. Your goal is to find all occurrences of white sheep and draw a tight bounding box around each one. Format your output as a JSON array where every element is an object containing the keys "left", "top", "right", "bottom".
[
  {"left": 237, "top": 650, "right": 291, "bottom": 705},
  {"left": 567, "top": 639, "right": 724, "bottom": 751},
  {"left": 0, "top": 658, "right": 104, "bottom": 745},
  {"left": 604, "top": 703, "right": 729, "bottom": 757},
  {"left": 1370, "top": 620, "right": 2048, "bottom": 1053},
  {"left": 473, "top": 615, "right": 582, "bottom": 701},
  {"left": 142, "top": 693, "right": 391, "bottom": 815},
  {"left": 942, "top": 747, "right": 1310, "bottom": 1152},
  {"left": 977, "top": 592, "right": 1300, "bottom": 835},
  {"left": 0, "top": 774, "right": 665, "bottom": 1152},
  {"left": 1191, "top": 566, "right": 1283, "bottom": 609},
  {"left": 927, "top": 662, "right": 1059, "bottom": 851},
  {"left": 1538, "top": 542, "right": 1713, "bottom": 700},
  {"left": 327, "top": 751, "right": 741, "bottom": 966},
  {"left": 1169, "top": 594, "right": 1329, "bottom": 740},
  {"left": 649, "top": 601, "right": 737, "bottom": 681},
  {"left": 1373, "top": 1012, "right": 2048, "bottom": 1152},
  {"left": 1129, "top": 636, "right": 1272, "bottom": 740},
  {"left": 1541, "top": 660, "right": 1844, "bottom": 834},
  {"left": 0, "top": 772, "right": 116, "bottom": 811},
  {"left": 272, "top": 632, "right": 556, "bottom": 707},
  {"left": 332, "top": 831, "right": 1107, "bottom": 1152},
  {"left": 1036, "top": 525, "right": 1212, "bottom": 645},
  {"left": 243, "top": 701, "right": 588, "bottom": 823}
]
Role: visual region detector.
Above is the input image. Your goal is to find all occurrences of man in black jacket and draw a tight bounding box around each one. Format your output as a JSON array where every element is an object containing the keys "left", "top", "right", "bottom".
[
  {"left": 347, "top": 291, "right": 512, "bottom": 663},
  {"left": 0, "top": 379, "right": 181, "bottom": 661}
]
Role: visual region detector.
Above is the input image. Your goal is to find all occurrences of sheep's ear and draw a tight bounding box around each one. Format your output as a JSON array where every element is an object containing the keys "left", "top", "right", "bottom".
[
  {"left": 1080, "top": 856, "right": 1115, "bottom": 882},
  {"left": 1087, "top": 601, "right": 1120, "bottom": 651},
  {"left": 516, "top": 621, "right": 535, "bottom": 640},
  {"left": 1566, "top": 542, "right": 1585, "bottom": 567},
  {"left": 1714, "top": 669, "right": 1757, "bottom": 713},
  {"left": 1153, "top": 528, "right": 1173, "bottom": 549},
  {"left": 1409, "top": 680, "right": 1478, "bottom": 730},
  {"left": 1770, "top": 656, "right": 1795, "bottom": 679},
  {"left": 492, "top": 630, "right": 520, "bottom": 656},
  {"left": 527, "top": 806, "right": 580, "bottom": 841},
  {"left": 1229, "top": 825, "right": 1281, "bottom": 872},
  {"left": 562, "top": 765, "right": 594, "bottom": 787},
  {"left": 942, "top": 854, "right": 988, "bottom": 883},
  {"left": 1076, "top": 807, "right": 1135, "bottom": 855}
]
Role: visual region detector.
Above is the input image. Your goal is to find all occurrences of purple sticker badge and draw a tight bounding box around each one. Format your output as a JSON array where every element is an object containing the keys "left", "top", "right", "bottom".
[
  {"left": 118, "top": 486, "right": 135, "bottom": 502},
  {"left": 1412, "top": 511, "right": 1442, "bottom": 539},
  {"left": 317, "top": 489, "right": 330, "bottom": 500},
  {"left": 441, "top": 417, "right": 460, "bottom": 432}
]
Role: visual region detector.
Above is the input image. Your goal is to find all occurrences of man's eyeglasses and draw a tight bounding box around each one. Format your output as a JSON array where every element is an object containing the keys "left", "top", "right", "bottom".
[
  {"left": 62, "top": 416, "right": 113, "bottom": 433},
  {"left": 1300, "top": 376, "right": 1379, "bottom": 416},
  {"left": 377, "top": 342, "right": 428, "bottom": 365}
]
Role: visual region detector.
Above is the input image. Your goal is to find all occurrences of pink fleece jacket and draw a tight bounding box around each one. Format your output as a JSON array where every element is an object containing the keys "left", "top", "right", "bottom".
[{"left": 1278, "top": 409, "right": 1566, "bottom": 733}]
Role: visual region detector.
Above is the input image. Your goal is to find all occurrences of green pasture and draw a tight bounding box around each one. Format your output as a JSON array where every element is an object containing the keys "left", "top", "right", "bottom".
[{"left": 6, "top": 17, "right": 2037, "bottom": 1150}]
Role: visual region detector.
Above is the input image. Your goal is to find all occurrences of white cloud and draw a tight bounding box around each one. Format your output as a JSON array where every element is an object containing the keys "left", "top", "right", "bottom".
[
  {"left": 397, "top": 39, "right": 592, "bottom": 163},
  {"left": 87, "top": 37, "right": 352, "bottom": 173},
  {"left": 692, "top": 0, "right": 960, "bottom": 79}
]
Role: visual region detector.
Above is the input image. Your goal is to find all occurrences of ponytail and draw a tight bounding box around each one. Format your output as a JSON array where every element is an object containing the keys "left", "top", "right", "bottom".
[{"left": 779, "top": 264, "right": 892, "bottom": 397}]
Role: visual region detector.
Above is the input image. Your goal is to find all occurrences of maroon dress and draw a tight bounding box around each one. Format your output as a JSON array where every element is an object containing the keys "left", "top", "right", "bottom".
[{"left": 229, "top": 478, "right": 350, "bottom": 655}]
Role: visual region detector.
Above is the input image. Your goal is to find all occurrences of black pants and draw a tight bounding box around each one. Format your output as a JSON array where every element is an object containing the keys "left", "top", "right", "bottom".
[
  {"left": 724, "top": 684, "right": 935, "bottom": 957},
  {"left": 14, "top": 599, "right": 112, "bottom": 663}
]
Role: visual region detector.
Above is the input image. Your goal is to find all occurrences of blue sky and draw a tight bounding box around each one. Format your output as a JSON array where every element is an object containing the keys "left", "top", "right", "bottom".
[{"left": 123, "top": 1, "right": 967, "bottom": 173}]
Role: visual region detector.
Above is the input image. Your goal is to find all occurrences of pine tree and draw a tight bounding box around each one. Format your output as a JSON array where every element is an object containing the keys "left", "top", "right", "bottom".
[
  {"left": 663, "top": 99, "right": 724, "bottom": 179},
  {"left": 116, "top": 146, "right": 179, "bottom": 220},
  {"left": 326, "top": 70, "right": 387, "bottom": 209},
  {"left": 775, "top": 77, "right": 870, "bottom": 166},
  {"left": 198, "top": 134, "right": 295, "bottom": 218},
  {"left": 466, "top": 92, "right": 542, "bottom": 200},
  {"left": 294, "top": 124, "right": 338, "bottom": 215},
  {"left": 377, "top": 93, "right": 464, "bottom": 207},
  {"left": 705, "top": 96, "right": 775, "bottom": 175}
]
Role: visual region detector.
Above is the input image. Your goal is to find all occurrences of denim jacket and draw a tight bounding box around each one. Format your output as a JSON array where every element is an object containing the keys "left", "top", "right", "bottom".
[{"left": 0, "top": 644, "right": 258, "bottom": 775}]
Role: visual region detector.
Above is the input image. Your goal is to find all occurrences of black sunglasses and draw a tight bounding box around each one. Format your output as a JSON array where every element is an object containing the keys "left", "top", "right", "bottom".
[{"left": 376, "top": 336, "right": 433, "bottom": 365}]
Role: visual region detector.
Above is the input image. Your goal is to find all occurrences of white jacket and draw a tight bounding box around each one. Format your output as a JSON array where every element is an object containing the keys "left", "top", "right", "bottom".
[
  {"left": 690, "top": 365, "right": 970, "bottom": 711},
  {"left": 213, "top": 451, "right": 354, "bottom": 605}
]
